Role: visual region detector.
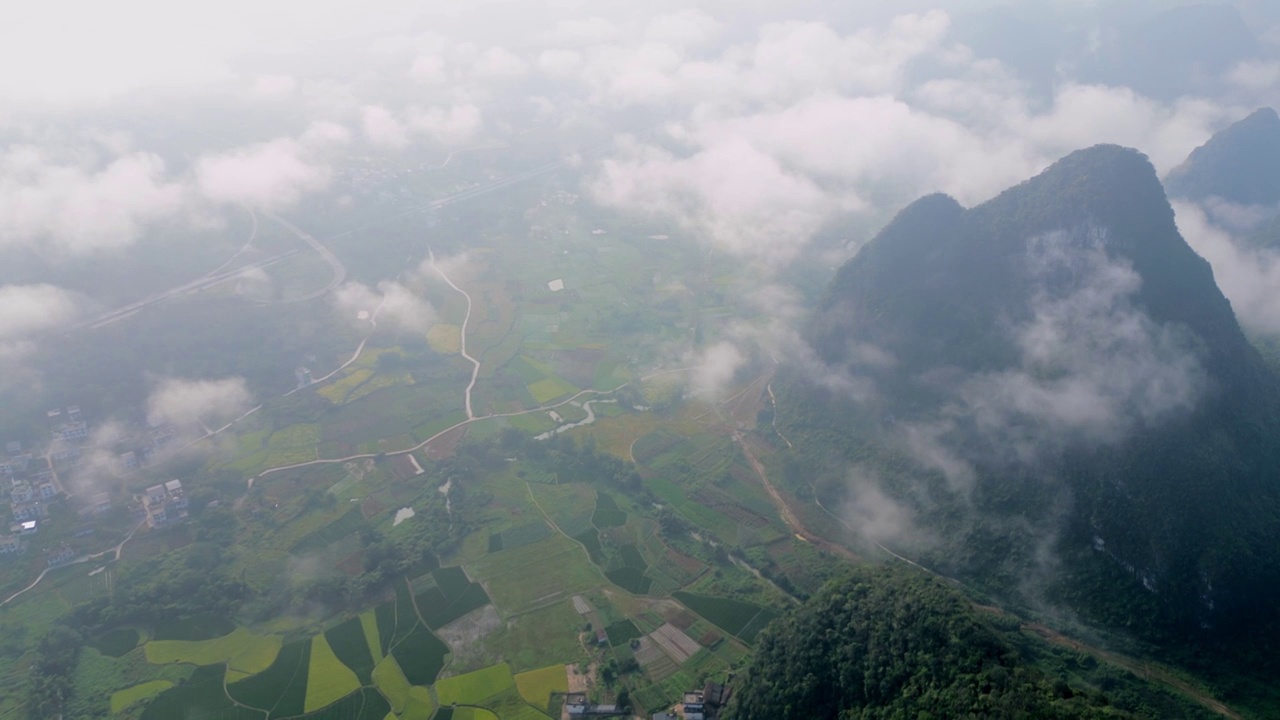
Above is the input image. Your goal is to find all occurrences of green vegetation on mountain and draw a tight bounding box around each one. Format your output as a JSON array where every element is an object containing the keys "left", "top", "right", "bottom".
[
  {"left": 726, "top": 566, "right": 1204, "bottom": 720},
  {"left": 797, "top": 145, "right": 1280, "bottom": 641},
  {"left": 1165, "top": 108, "right": 1280, "bottom": 206}
]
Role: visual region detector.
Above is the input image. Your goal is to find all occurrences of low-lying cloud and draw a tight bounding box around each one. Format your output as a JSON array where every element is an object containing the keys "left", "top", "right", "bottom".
[
  {"left": 196, "top": 137, "right": 333, "bottom": 210},
  {"left": 333, "top": 280, "right": 437, "bottom": 335},
  {"left": 1174, "top": 200, "right": 1280, "bottom": 335},
  {"left": 147, "top": 376, "right": 255, "bottom": 428},
  {"left": 0, "top": 146, "right": 186, "bottom": 254}
]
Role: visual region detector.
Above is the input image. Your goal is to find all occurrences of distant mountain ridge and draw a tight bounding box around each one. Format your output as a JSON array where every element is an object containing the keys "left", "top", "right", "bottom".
[
  {"left": 1165, "top": 107, "right": 1280, "bottom": 206},
  {"left": 790, "top": 144, "right": 1280, "bottom": 637}
]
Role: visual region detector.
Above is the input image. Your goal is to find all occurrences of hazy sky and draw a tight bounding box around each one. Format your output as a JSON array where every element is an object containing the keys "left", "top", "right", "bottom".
[{"left": 2, "top": 1, "right": 1279, "bottom": 354}]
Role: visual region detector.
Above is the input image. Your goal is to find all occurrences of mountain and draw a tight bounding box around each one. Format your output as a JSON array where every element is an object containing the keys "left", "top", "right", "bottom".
[
  {"left": 725, "top": 566, "right": 1206, "bottom": 720},
  {"left": 1165, "top": 108, "right": 1280, "bottom": 206},
  {"left": 791, "top": 145, "right": 1280, "bottom": 638}
]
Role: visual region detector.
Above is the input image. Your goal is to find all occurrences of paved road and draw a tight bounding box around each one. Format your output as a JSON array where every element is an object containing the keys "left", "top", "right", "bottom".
[{"left": 427, "top": 249, "right": 479, "bottom": 419}]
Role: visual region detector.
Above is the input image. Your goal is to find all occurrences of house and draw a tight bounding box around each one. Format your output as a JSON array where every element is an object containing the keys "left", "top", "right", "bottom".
[
  {"left": 146, "top": 484, "right": 167, "bottom": 505},
  {"left": 164, "top": 479, "right": 186, "bottom": 509},
  {"left": 11, "top": 502, "right": 41, "bottom": 521},
  {"left": 596, "top": 628, "right": 609, "bottom": 646},
  {"left": 11, "top": 482, "right": 33, "bottom": 503},
  {"left": 653, "top": 714, "right": 678, "bottom": 720},
  {"left": 143, "top": 480, "right": 188, "bottom": 528},
  {"left": 11, "top": 521, "right": 37, "bottom": 535},
  {"left": 703, "top": 682, "right": 731, "bottom": 709},
  {"left": 683, "top": 691, "right": 706, "bottom": 720},
  {"left": 120, "top": 451, "right": 138, "bottom": 470},
  {"left": 38, "top": 482, "right": 57, "bottom": 500},
  {"left": 4, "top": 441, "right": 20, "bottom": 455},
  {"left": 47, "top": 544, "right": 76, "bottom": 567},
  {"left": 56, "top": 420, "right": 89, "bottom": 442}
]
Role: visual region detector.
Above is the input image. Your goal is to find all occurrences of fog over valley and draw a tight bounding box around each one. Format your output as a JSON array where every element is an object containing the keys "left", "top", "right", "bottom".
[{"left": 2, "top": 2, "right": 1280, "bottom": 719}]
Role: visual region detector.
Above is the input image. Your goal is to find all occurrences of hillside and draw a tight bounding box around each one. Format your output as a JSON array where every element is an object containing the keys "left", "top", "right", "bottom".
[
  {"left": 1164, "top": 108, "right": 1280, "bottom": 206},
  {"left": 792, "top": 145, "right": 1280, "bottom": 638},
  {"left": 724, "top": 566, "right": 1211, "bottom": 720}
]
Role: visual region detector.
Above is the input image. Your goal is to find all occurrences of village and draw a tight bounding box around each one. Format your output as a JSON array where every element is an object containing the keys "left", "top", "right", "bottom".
[{"left": 0, "top": 404, "right": 191, "bottom": 575}]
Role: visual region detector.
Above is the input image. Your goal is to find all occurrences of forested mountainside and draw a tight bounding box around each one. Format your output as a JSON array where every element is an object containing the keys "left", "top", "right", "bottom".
[
  {"left": 789, "top": 145, "right": 1280, "bottom": 640},
  {"left": 725, "top": 566, "right": 1214, "bottom": 720},
  {"left": 1164, "top": 107, "right": 1280, "bottom": 206}
]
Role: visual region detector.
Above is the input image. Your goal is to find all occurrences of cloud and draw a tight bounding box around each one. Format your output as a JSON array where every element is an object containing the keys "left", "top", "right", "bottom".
[
  {"left": 333, "top": 280, "right": 436, "bottom": 334},
  {"left": 1174, "top": 200, "right": 1280, "bottom": 335},
  {"left": 0, "top": 146, "right": 186, "bottom": 253},
  {"left": 408, "top": 104, "right": 483, "bottom": 146},
  {"left": 147, "top": 376, "right": 255, "bottom": 427},
  {"left": 251, "top": 74, "right": 297, "bottom": 96},
  {"left": 582, "top": 13, "right": 1236, "bottom": 267},
  {"left": 410, "top": 54, "right": 449, "bottom": 84},
  {"left": 299, "top": 120, "right": 352, "bottom": 147},
  {"left": 362, "top": 105, "right": 410, "bottom": 149},
  {"left": 0, "top": 284, "right": 81, "bottom": 339},
  {"left": 644, "top": 9, "right": 722, "bottom": 49},
  {"left": 905, "top": 228, "right": 1206, "bottom": 481},
  {"left": 196, "top": 137, "right": 331, "bottom": 209},
  {"left": 591, "top": 136, "right": 842, "bottom": 264},
  {"left": 472, "top": 46, "right": 528, "bottom": 79},
  {"left": 687, "top": 341, "right": 746, "bottom": 398}
]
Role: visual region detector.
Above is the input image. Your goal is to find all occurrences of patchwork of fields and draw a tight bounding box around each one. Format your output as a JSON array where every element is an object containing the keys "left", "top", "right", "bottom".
[{"left": 5, "top": 159, "right": 827, "bottom": 720}]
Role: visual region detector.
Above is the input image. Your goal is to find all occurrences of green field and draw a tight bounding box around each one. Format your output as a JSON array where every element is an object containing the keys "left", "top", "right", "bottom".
[
  {"left": 468, "top": 535, "right": 603, "bottom": 616},
  {"left": 141, "top": 665, "right": 262, "bottom": 720},
  {"left": 672, "top": 592, "right": 780, "bottom": 643},
  {"left": 436, "top": 662, "right": 516, "bottom": 705},
  {"left": 392, "top": 623, "right": 451, "bottom": 685},
  {"left": 90, "top": 627, "right": 139, "bottom": 657},
  {"left": 414, "top": 566, "right": 493, "bottom": 629},
  {"left": 227, "top": 638, "right": 311, "bottom": 717},
  {"left": 152, "top": 614, "right": 236, "bottom": 641},
  {"left": 325, "top": 616, "right": 377, "bottom": 684}
]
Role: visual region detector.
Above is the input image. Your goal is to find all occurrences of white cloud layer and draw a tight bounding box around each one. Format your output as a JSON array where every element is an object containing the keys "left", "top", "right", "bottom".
[
  {"left": 0, "top": 147, "right": 186, "bottom": 253},
  {"left": 196, "top": 138, "right": 332, "bottom": 210},
  {"left": 147, "top": 376, "right": 255, "bottom": 427}
]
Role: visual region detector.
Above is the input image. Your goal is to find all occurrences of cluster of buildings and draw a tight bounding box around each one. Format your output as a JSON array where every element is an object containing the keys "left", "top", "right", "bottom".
[
  {"left": 142, "top": 480, "right": 187, "bottom": 528},
  {"left": 565, "top": 693, "right": 624, "bottom": 717},
  {"left": 1, "top": 440, "right": 59, "bottom": 553}
]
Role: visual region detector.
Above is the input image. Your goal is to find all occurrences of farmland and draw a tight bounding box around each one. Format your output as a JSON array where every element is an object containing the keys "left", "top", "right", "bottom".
[{"left": 0, "top": 145, "right": 822, "bottom": 720}]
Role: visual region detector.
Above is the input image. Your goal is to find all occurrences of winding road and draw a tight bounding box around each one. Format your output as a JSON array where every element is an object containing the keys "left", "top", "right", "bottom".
[{"left": 427, "top": 249, "right": 479, "bottom": 420}]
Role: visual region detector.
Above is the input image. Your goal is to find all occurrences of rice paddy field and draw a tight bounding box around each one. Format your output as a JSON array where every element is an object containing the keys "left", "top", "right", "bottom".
[{"left": 5, "top": 157, "right": 815, "bottom": 720}]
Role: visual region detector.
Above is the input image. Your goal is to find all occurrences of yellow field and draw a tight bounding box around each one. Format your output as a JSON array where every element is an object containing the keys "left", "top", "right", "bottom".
[
  {"left": 372, "top": 655, "right": 411, "bottom": 713},
  {"left": 316, "top": 368, "right": 373, "bottom": 403},
  {"left": 347, "top": 372, "right": 414, "bottom": 403},
  {"left": 514, "top": 664, "right": 569, "bottom": 708},
  {"left": 360, "top": 610, "right": 383, "bottom": 663},
  {"left": 145, "top": 627, "right": 281, "bottom": 668},
  {"left": 402, "top": 686, "right": 436, "bottom": 720},
  {"left": 436, "top": 662, "right": 516, "bottom": 705},
  {"left": 428, "top": 323, "right": 462, "bottom": 354},
  {"left": 110, "top": 680, "right": 173, "bottom": 714},
  {"left": 527, "top": 377, "right": 577, "bottom": 404},
  {"left": 304, "top": 634, "right": 361, "bottom": 712}
]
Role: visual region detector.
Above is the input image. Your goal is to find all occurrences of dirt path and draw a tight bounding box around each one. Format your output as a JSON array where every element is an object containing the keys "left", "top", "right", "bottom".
[{"left": 1, "top": 519, "right": 146, "bottom": 607}]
